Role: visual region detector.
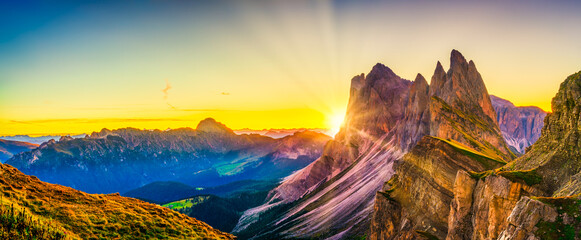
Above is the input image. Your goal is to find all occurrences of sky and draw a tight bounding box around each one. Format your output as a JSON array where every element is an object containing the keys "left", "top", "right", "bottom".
[{"left": 1, "top": 0, "right": 580, "bottom": 136}]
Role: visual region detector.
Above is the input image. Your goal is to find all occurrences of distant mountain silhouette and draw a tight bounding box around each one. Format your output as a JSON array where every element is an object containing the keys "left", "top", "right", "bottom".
[{"left": 6, "top": 118, "right": 330, "bottom": 194}]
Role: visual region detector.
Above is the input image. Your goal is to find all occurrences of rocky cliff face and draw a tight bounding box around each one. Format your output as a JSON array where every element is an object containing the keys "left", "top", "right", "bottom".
[
  {"left": 503, "top": 71, "right": 581, "bottom": 196},
  {"left": 372, "top": 70, "right": 581, "bottom": 240},
  {"left": 491, "top": 95, "right": 547, "bottom": 154},
  {"left": 6, "top": 118, "right": 330, "bottom": 194},
  {"left": 370, "top": 50, "right": 514, "bottom": 240},
  {"left": 234, "top": 64, "right": 417, "bottom": 239},
  {"left": 429, "top": 50, "right": 513, "bottom": 161},
  {"left": 234, "top": 50, "right": 520, "bottom": 239}
]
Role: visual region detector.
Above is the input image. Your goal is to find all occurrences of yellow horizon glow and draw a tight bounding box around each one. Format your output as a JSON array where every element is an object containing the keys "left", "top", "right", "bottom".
[
  {"left": 0, "top": 108, "right": 339, "bottom": 136},
  {"left": 1, "top": 1, "right": 578, "bottom": 136}
]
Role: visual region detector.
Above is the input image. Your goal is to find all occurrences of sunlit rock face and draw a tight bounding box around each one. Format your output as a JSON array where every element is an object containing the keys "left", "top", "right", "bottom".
[
  {"left": 490, "top": 95, "right": 546, "bottom": 154},
  {"left": 234, "top": 63, "right": 426, "bottom": 239},
  {"left": 234, "top": 50, "right": 552, "bottom": 240},
  {"left": 373, "top": 70, "right": 581, "bottom": 240},
  {"left": 369, "top": 50, "right": 517, "bottom": 240}
]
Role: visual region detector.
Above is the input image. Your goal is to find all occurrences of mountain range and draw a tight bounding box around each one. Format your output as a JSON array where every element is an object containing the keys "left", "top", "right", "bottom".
[
  {"left": 6, "top": 118, "right": 330, "bottom": 194},
  {"left": 233, "top": 50, "right": 575, "bottom": 240},
  {"left": 372, "top": 69, "right": 581, "bottom": 240},
  {"left": 0, "top": 134, "right": 86, "bottom": 145},
  {"left": 3, "top": 50, "right": 573, "bottom": 240},
  {"left": 0, "top": 139, "right": 38, "bottom": 163},
  {"left": 234, "top": 128, "right": 333, "bottom": 139}
]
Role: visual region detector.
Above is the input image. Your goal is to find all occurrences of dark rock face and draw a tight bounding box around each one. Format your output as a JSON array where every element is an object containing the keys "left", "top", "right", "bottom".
[
  {"left": 396, "top": 74, "right": 431, "bottom": 151},
  {"left": 0, "top": 139, "right": 38, "bottom": 163},
  {"left": 490, "top": 95, "right": 547, "bottom": 154},
  {"left": 6, "top": 119, "right": 330, "bottom": 194},
  {"left": 372, "top": 70, "right": 581, "bottom": 240},
  {"left": 267, "top": 64, "right": 411, "bottom": 205},
  {"left": 369, "top": 50, "right": 516, "bottom": 240},
  {"left": 376, "top": 136, "right": 507, "bottom": 239}
]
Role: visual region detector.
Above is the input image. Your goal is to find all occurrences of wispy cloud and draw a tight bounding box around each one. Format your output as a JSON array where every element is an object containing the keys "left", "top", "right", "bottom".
[
  {"left": 166, "top": 103, "right": 177, "bottom": 110},
  {"left": 10, "top": 118, "right": 191, "bottom": 125},
  {"left": 162, "top": 79, "right": 172, "bottom": 100}
]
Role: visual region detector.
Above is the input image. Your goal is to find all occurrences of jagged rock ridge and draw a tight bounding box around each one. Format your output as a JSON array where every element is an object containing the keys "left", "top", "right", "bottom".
[
  {"left": 372, "top": 68, "right": 581, "bottom": 240},
  {"left": 234, "top": 50, "right": 520, "bottom": 239},
  {"left": 370, "top": 50, "right": 514, "bottom": 240},
  {"left": 234, "top": 63, "right": 413, "bottom": 239},
  {"left": 491, "top": 95, "right": 547, "bottom": 154}
]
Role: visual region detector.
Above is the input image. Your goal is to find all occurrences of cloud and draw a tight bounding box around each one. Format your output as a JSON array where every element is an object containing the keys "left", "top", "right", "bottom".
[
  {"left": 221, "top": 92, "right": 230, "bottom": 95},
  {"left": 11, "top": 118, "right": 191, "bottom": 125},
  {"left": 166, "top": 103, "right": 177, "bottom": 110},
  {"left": 162, "top": 79, "right": 172, "bottom": 100}
]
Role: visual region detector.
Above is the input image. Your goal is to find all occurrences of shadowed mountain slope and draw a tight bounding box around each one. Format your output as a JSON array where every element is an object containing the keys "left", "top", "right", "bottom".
[{"left": 0, "top": 139, "right": 37, "bottom": 163}]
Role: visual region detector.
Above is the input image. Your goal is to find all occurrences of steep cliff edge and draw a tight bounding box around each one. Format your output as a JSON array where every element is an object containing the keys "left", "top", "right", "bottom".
[
  {"left": 370, "top": 50, "right": 513, "bottom": 240},
  {"left": 502, "top": 71, "right": 581, "bottom": 196},
  {"left": 429, "top": 50, "right": 514, "bottom": 161},
  {"left": 491, "top": 95, "right": 546, "bottom": 154},
  {"left": 235, "top": 50, "right": 523, "bottom": 240},
  {"left": 446, "top": 71, "right": 581, "bottom": 240}
]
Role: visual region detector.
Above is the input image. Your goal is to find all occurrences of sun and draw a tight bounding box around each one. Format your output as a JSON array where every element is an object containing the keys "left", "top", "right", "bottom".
[{"left": 327, "top": 109, "right": 346, "bottom": 137}]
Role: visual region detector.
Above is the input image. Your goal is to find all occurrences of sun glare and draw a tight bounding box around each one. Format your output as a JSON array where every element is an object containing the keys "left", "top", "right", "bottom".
[{"left": 327, "top": 109, "right": 346, "bottom": 137}]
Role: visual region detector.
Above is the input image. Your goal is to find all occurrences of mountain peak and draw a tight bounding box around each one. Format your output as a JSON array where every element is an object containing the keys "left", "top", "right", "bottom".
[
  {"left": 429, "top": 61, "right": 447, "bottom": 97},
  {"left": 450, "top": 49, "right": 468, "bottom": 68},
  {"left": 414, "top": 73, "right": 427, "bottom": 85},
  {"left": 196, "top": 118, "right": 234, "bottom": 134},
  {"left": 367, "top": 63, "right": 398, "bottom": 83}
]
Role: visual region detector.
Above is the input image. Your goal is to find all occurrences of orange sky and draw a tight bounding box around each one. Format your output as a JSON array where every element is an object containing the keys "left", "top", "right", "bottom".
[{"left": 1, "top": 1, "right": 580, "bottom": 136}]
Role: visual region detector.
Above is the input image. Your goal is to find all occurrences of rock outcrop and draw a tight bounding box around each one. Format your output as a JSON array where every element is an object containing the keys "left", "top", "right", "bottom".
[
  {"left": 491, "top": 95, "right": 547, "bottom": 154},
  {"left": 234, "top": 64, "right": 415, "bottom": 239},
  {"left": 235, "top": 50, "right": 528, "bottom": 240},
  {"left": 502, "top": 71, "right": 581, "bottom": 196},
  {"left": 233, "top": 50, "right": 566, "bottom": 240},
  {"left": 372, "top": 70, "right": 581, "bottom": 240},
  {"left": 429, "top": 50, "right": 514, "bottom": 161},
  {"left": 370, "top": 50, "right": 514, "bottom": 240}
]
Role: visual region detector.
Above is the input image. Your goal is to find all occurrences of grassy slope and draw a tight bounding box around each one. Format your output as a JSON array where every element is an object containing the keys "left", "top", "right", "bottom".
[{"left": 0, "top": 163, "right": 234, "bottom": 240}]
